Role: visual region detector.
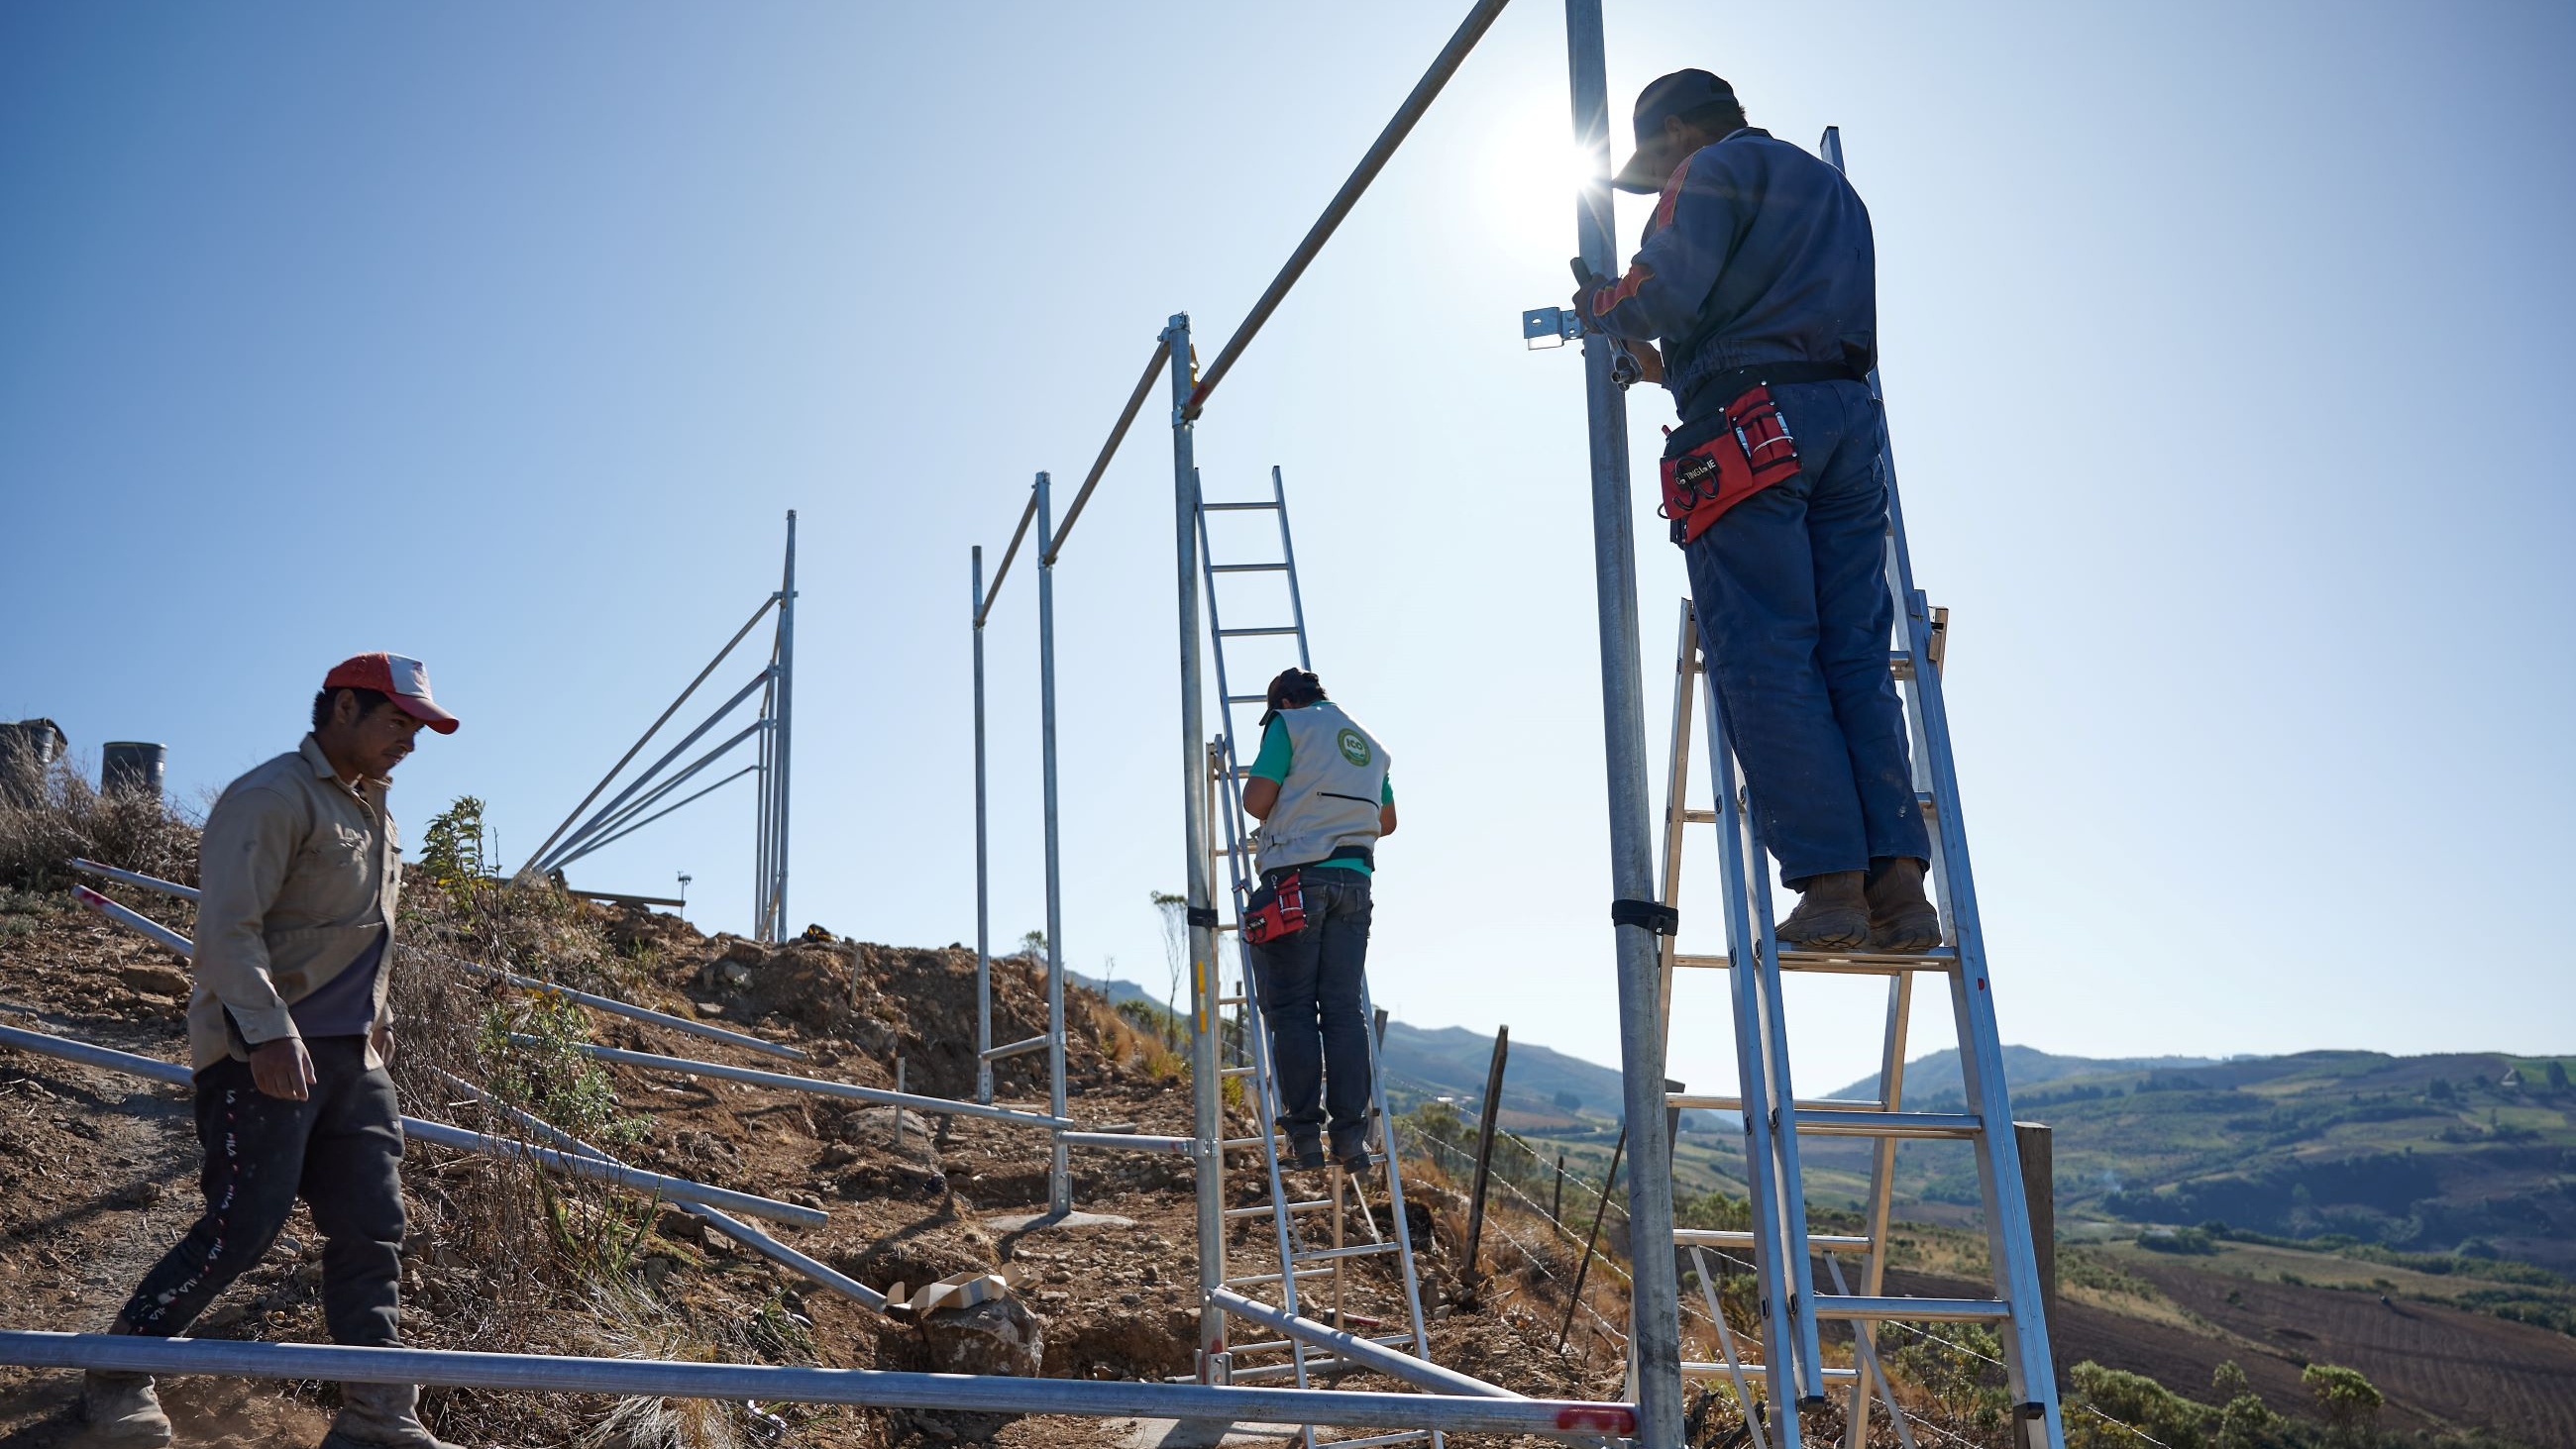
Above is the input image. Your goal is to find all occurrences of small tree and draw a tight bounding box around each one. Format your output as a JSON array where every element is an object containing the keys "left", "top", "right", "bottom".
[
  {"left": 1152, "top": 889, "right": 1188, "bottom": 1048},
  {"left": 2210, "top": 1360, "right": 2251, "bottom": 1401},
  {"left": 2549, "top": 1060, "right": 2571, "bottom": 1092},
  {"left": 2303, "top": 1363, "right": 2382, "bottom": 1436}
]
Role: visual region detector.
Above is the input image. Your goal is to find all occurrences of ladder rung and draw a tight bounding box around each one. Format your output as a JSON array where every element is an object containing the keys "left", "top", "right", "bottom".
[
  {"left": 1218, "top": 995, "right": 1246, "bottom": 1006},
  {"left": 1223, "top": 1136, "right": 1268, "bottom": 1149},
  {"left": 1203, "top": 501, "right": 1282, "bottom": 512},
  {"left": 1232, "top": 1333, "right": 1410, "bottom": 1357},
  {"left": 1668, "top": 1092, "right": 1884, "bottom": 1113},
  {"left": 1220, "top": 1066, "right": 1257, "bottom": 1078},
  {"left": 1224, "top": 1268, "right": 1333, "bottom": 1288},
  {"left": 1216, "top": 626, "right": 1300, "bottom": 638},
  {"left": 1296, "top": 1241, "right": 1400, "bottom": 1264},
  {"left": 980, "top": 1033, "right": 1050, "bottom": 1062},
  {"left": 1891, "top": 651, "right": 1916, "bottom": 679},
  {"left": 1791, "top": 1108, "right": 1983, "bottom": 1139},
  {"left": 1676, "top": 1228, "right": 1871, "bottom": 1251},
  {"left": 1225, "top": 693, "right": 1271, "bottom": 703},
  {"left": 1210, "top": 563, "right": 1290, "bottom": 573},
  {"left": 1668, "top": 948, "right": 1958, "bottom": 975},
  {"left": 1688, "top": 1364, "right": 1861, "bottom": 1386},
  {"left": 1226, "top": 1198, "right": 1332, "bottom": 1219},
  {"left": 1681, "top": 807, "right": 1718, "bottom": 824},
  {"left": 1814, "top": 1294, "right": 2011, "bottom": 1322}
]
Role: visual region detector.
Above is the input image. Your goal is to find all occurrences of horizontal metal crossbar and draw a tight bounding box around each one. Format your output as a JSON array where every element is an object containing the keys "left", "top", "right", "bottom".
[
  {"left": 1666, "top": 1092, "right": 1881, "bottom": 1112},
  {"left": 1060, "top": 1132, "right": 1195, "bottom": 1154},
  {"left": 1226, "top": 1268, "right": 1335, "bottom": 1289},
  {"left": 1217, "top": 626, "right": 1301, "bottom": 638},
  {"left": 0, "top": 1332, "right": 1633, "bottom": 1438},
  {"left": 1813, "top": 1294, "right": 2011, "bottom": 1322},
  {"left": 982, "top": 1034, "right": 1051, "bottom": 1062},
  {"left": 1211, "top": 1290, "right": 1504, "bottom": 1399},
  {"left": 1210, "top": 563, "right": 1290, "bottom": 572},
  {"left": 1225, "top": 693, "right": 1271, "bottom": 704},
  {"left": 1674, "top": 1229, "right": 1870, "bottom": 1252},
  {"left": 548, "top": 1039, "right": 1075, "bottom": 1130},
  {"left": 1202, "top": 500, "right": 1283, "bottom": 512}
]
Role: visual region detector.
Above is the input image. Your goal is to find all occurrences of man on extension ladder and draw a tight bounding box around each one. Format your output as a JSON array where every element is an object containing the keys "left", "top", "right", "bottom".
[
  {"left": 1574, "top": 69, "right": 1940, "bottom": 954},
  {"left": 1239, "top": 668, "right": 1396, "bottom": 1177}
]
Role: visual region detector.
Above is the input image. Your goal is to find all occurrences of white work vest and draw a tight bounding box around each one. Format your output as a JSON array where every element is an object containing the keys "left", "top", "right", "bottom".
[{"left": 1252, "top": 701, "right": 1390, "bottom": 873}]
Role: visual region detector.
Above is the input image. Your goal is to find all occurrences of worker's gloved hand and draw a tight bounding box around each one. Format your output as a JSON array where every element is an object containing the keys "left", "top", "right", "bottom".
[
  {"left": 250, "top": 1037, "right": 317, "bottom": 1100},
  {"left": 1629, "top": 340, "right": 1665, "bottom": 384}
]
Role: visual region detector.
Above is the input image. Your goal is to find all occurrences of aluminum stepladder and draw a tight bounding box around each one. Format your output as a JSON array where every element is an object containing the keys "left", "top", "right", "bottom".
[
  {"left": 1647, "top": 126, "right": 2063, "bottom": 1449},
  {"left": 1192, "top": 466, "right": 1444, "bottom": 1449}
]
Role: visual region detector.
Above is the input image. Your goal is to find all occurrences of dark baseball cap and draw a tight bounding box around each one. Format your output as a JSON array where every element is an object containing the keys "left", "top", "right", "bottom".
[{"left": 1614, "top": 69, "right": 1739, "bottom": 193}]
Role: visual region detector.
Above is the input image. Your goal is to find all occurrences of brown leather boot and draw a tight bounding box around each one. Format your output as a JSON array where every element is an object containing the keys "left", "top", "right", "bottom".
[
  {"left": 1866, "top": 857, "right": 1942, "bottom": 953},
  {"left": 1775, "top": 871, "right": 1871, "bottom": 951}
]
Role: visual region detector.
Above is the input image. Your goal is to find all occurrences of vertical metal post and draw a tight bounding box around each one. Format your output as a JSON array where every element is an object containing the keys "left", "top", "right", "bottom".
[
  {"left": 754, "top": 667, "right": 776, "bottom": 941},
  {"left": 1562, "top": 2, "right": 1682, "bottom": 1444},
  {"left": 773, "top": 509, "right": 796, "bottom": 940},
  {"left": 1036, "top": 472, "right": 1072, "bottom": 1216},
  {"left": 973, "top": 547, "right": 995, "bottom": 1106},
  {"left": 1168, "top": 315, "right": 1228, "bottom": 1378},
  {"left": 1461, "top": 1026, "right": 1510, "bottom": 1286}
]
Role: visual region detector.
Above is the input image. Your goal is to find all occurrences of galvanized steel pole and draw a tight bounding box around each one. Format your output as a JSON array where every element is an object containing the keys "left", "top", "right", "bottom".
[
  {"left": 0, "top": 1333, "right": 1640, "bottom": 1438},
  {"left": 1563, "top": 1, "right": 1683, "bottom": 1443},
  {"left": 1167, "top": 315, "right": 1229, "bottom": 1378},
  {"left": 772, "top": 509, "right": 797, "bottom": 939},
  {"left": 972, "top": 546, "right": 995, "bottom": 1105},
  {"left": 1036, "top": 470, "right": 1072, "bottom": 1215}
]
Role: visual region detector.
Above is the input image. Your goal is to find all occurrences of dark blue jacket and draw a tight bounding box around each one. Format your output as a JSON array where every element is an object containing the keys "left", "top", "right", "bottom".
[{"left": 1581, "top": 129, "right": 1878, "bottom": 421}]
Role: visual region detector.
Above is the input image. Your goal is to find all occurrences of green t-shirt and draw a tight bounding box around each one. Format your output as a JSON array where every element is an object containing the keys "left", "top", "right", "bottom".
[{"left": 1247, "top": 716, "right": 1392, "bottom": 876}]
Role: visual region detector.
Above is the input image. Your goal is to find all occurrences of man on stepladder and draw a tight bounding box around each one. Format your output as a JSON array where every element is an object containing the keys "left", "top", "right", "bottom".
[
  {"left": 82, "top": 655, "right": 463, "bottom": 1449},
  {"left": 1239, "top": 668, "right": 1396, "bottom": 1177},
  {"left": 1575, "top": 69, "right": 1940, "bottom": 954}
]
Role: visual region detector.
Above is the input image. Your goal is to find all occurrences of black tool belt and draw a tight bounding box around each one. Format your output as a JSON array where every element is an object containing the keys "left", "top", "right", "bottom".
[{"left": 1685, "top": 359, "right": 1866, "bottom": 422}]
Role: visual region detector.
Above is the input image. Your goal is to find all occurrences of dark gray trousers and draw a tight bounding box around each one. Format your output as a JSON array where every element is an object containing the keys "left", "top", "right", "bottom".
[{"left": 118, "top": 1036, "right": 404, "bottom": 1347}]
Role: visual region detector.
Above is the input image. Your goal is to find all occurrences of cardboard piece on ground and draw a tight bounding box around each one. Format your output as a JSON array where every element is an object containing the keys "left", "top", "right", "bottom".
[{"left": 885, "top": 1262, "right": 1029, "bottom": 1321}]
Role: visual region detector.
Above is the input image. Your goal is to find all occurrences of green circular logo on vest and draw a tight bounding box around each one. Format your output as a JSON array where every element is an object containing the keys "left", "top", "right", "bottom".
[{"left": 1337, "top": 728, "right": 1371, "bottom": 766}]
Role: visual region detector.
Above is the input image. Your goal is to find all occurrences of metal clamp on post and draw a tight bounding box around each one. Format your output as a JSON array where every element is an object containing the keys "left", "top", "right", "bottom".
[
  {"left": 1611, "top": 898, "right": 1679, "bottom": 935},
  {"left": 1185, "top": 906, "right": 1222, "bottom": 929}
]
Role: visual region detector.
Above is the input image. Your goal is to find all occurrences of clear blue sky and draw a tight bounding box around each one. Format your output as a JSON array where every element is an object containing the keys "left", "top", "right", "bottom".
[{"left": 5, "top": 2, "right": 2571, "bottom": 1098}]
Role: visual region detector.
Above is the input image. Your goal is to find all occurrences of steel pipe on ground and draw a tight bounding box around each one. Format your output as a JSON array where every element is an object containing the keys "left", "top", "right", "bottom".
[
  {"left": 541, "top": 1038, "right": 1074, "bottom": 1131},
  {"left": 0, "top": 1021, "right": 823, "bottom": 1228},
  {"left": 63, "top": 870, "right": 805, "bottom": 1064},
  {"left": 0, "top": 1333, "right": 1638, "bottom": 1438},
  {"left": 1207, "top": 1289, "right": 1519, "bottom": 1401},
  {"left": 1058, "top": 1132, "right": 1194, "bottom": 1154},
  {"left": 436, "top": 1070, "right": 887, "bottom": 1313}
]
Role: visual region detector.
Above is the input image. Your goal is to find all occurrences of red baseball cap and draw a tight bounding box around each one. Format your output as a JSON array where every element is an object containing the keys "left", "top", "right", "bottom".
[{"left": 322, "top": 653, "right": 460, "bottom": 734}]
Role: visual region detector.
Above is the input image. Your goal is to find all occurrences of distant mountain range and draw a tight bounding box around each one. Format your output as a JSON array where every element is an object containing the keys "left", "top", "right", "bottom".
[{"left": 1070, "top": 969, "right": 2574, "bottom": 1275}]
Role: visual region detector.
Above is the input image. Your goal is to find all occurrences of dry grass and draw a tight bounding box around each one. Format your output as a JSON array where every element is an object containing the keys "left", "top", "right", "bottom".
[{"left": 0, "top": 761, "right": 201, "bottom": 892}]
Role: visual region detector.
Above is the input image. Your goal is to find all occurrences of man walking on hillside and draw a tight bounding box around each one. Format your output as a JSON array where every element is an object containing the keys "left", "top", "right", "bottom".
[
  {"left": 1576, "top": 69, "right": 1940, "bottom": 954},
  {"left": 1240, "top": 669, "right": 1397, "bottom": 1176},
  {"left": 83, "top": 655, "right": 463, "bottom": 1449}
]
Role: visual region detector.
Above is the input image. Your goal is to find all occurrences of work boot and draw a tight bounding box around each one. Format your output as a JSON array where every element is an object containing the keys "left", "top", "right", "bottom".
[
  {"left": 1286, "top": 1130, "right": 1328, "bottom": 1172},
  {"left": 78, "top": 1371, "right": 171, "bottom": 1447},
  {"left": 320, "top": 1383, "right": 462, "bottom": 1449},
  {"left": 1773, "top": 871, "right": 1871, "bottom": 951},
  {"left": 1866, "top": 857, "right": 1942, "bottom": 954},
  {"left": 1331, "top": 1130, "right": 1371, "bottom": 1181}
]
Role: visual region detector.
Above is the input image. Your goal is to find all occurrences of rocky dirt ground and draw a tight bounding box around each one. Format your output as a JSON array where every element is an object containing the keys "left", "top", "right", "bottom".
[{"left": 0, "top": 882, "right": 1626, "bottom": 1449}]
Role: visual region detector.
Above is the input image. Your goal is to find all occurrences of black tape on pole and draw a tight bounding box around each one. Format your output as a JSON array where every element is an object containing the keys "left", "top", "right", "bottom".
[{"left": 1610, "top": 899, "right": 1679, "bottom": 936}]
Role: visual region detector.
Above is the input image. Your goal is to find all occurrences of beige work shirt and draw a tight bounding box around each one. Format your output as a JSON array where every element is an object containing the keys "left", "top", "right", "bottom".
[{"left": 186, "top": 735, "right": 402, "bottom": 1073}]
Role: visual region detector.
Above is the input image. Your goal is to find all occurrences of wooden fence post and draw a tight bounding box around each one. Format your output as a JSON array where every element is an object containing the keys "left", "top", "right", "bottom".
[
  {"left": 2015, "top": 1119, "right": 2057, "bottom": 1382},
  {"left": 1461, "top": 1027, "right": 1510, "bottom": 1286}
]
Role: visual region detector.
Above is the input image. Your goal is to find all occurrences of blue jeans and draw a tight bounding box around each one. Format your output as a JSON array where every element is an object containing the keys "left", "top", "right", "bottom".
[
  {"left": 1679, "top": 378, "right": 1930, "bottom": 884},
  {"left": 1248, "top": 869, "right": 1373, "bottom": 1155}
]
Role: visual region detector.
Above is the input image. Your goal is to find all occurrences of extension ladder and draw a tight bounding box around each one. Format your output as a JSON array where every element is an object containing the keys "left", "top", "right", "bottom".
[
  {"left": 1193, "top": 466, "right": 1444, "bottom": 1449},
  {"left": 1643, "top": 126, "right": 2065, "bottom": 1449}
]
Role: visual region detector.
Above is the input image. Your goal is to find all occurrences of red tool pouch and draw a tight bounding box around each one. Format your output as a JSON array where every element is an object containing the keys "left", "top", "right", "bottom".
[
  {"left": 1658, "top": 383, "right": 1802, "bottom": 545},
  {"left": 1243, "top": 870, "right": 1307, "bottom": 945}
]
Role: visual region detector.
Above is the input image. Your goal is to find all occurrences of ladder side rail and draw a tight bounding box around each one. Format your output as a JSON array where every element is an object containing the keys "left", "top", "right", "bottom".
[
  {"left": 1694, "top": 659, "right": 1806, "bottom": 1446},
  {"left": 1271, "top": 466, "right": 1316, "bottom": 672},
  {"left": 1197, "top": 750, "right": 1233, "bottom": 1316},
  {"left": 1737, "top": 808, "right": 1829, "bottom": 1403},
  {"left": 1356, "top": 974, "right": 1441, "bottom": 1380},
  {"left": 1833, "top": 129, "right": 2061, "bottom": 1443},
  {"left": 1845, "top": 969, "right": 1915, "bottom": 1449},
  {"left": 1656, "top": 601, "right": 1699, "bottom": 1038}
]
